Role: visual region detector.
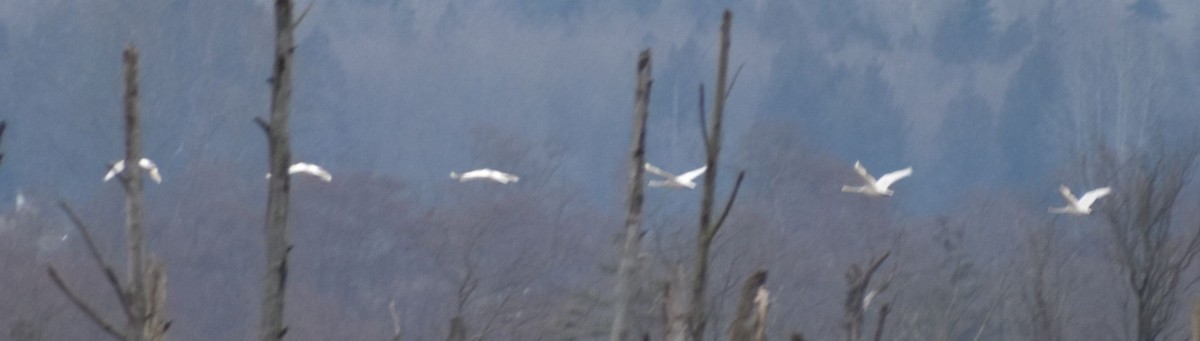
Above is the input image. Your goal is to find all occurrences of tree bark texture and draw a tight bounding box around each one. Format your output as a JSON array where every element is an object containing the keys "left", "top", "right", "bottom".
[
  {"left": 610, "top": 49, "right": 652, "bottom": 341},
  {"left": 261, "top": 0, "right": 296, "bottom": 340}
]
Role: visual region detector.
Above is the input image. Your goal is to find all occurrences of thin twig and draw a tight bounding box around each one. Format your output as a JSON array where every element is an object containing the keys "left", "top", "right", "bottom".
[
  {"left": 698, "top": 84, "right": 709, "bottom": 152},
  {"left": 292, "top": 1, "right": 316, "bottom": 29},
  {"left": 872, "top": 303, "right": 891, "bottom": 341},
  {"left": 58, "top": 202, "right": 133, "bottom": 321},
  {"left": 712, "top": 171, "right": 746, "bottom": 236},
  {"left": 254, "top": 117, "right": 271, "bottom": 135},
  {"left": 724, "top": 63, "right": 745, "bottom": 100},
  {"left": 47, "top": 267, "right": 127, "bottom": 341},
  {"left": 0, "top": 120, "right": 7, "bottom": 165}
]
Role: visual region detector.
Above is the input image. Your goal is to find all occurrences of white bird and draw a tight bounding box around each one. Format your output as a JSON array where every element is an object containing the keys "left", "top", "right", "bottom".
[
  {"left": 1050, "top": 185, "right": 1111, "bottom": 215},
  {"left": 266, "top": 162, "right": 332, "bottom": 182},
  {"left": 104, "top": 158, "right": 162, "bottom": 184},
  {"left": 450, "top": 168, "right": 519, "bottom": 184},
  {"left": 841, "top": 161, "right": 912, "bottom": 197},
  {"left": 644, "top": 163, "right": 707, "bottom": 189}
]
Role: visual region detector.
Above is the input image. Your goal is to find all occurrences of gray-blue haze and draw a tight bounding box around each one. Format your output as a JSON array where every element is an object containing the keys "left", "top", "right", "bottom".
[{"left": 1, "top": 0, "right": 1199, "bottom": 340}]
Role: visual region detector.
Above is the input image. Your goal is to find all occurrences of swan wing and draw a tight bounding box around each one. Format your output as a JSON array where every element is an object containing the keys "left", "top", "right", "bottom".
[
  {"left": 288, "top": 162, "right": 311, "bottom": 173},
  {"left": 1058, "top": 185, "right": 1080, "bottom": 207},
  {"left": 147, "top": 168, "right": 162, "bottom": 183},
  {"left": 287, "top": 163, "right": 332, "bottom": 181},
  {"left": 489, "top": 170, "right": 519, "bottom": 183},
  {"left": 643, "top": 162, "right": 676, "bottom": 179},
  {"left": 458, "top": 169, "right": 490, "bottom": 180},
  {"left": 875, "top": 167, "right": 912, "bottom": 189},
  {"left": 103, "top": 161, "right": 125, "bottom": 181},
  {"left": 676, "top": 166, "right": 708, "bottom": 182},
  {"left": 853, "top": 161, "right": 877, "bottom": 184},
  {"left": 136, "top": 159, "right": 162, "bottom": 183},
  {"left": 1077, "top": 187, "right": 1112, "bottom": 208}
]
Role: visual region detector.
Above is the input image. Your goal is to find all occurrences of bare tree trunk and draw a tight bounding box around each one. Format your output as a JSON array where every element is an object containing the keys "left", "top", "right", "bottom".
[
  {"left": 121, "top": 45, "right": 148, "bottom": 341},
  {"left": 610, "top": 49, "right": 652, "bottom": 341},
  {"left": 664, "top": 264, "right": 690, "bottom": 341},
  {"left": 259, "top": 1, "right": 297, "bottom": 340},
  {"left": 44, "top": 47, "right": 169, "bottom": 341},
  {"left": 690, "top": 10, "right": 732, "bottom": 341},
  {"left": 727, "top": 270, "right": 767, "bottom": 341}
]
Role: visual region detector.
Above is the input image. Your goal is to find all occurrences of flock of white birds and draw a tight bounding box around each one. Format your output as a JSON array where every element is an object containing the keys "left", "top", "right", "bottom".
[
  {"left": 838, "top": 160, "right": 1111, "bottom": 216},
  {"left": 100, "top": 155, "right": 1109, "bottom": 216}
]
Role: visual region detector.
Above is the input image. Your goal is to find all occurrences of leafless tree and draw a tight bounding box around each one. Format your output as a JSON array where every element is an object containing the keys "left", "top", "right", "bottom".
[
  {"left": 611, "top": 49, "right": 653, "bottom": 341},
  {"left": 47, "top": 45, "right": 168, "bottom": 341},
  {"left": 691, "top": 10, "right": 748, "bottom": 341},
  {"left": 1081, "top": 135, "right": 1200, "bottom": 341},
  {"left": 843, "top": 251, "right": 891, "bottom": 341},
  {"left": 254, "top": 1, "right": 313, "bottom": 340}
]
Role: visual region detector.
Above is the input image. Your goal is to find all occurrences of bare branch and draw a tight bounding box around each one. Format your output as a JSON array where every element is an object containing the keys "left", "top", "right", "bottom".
[
  {"left": 292, "top": 1, "right": 316, "bottom": 29},
  {"left": 0, "top": 120, "right": 7, "bottom": 166},
  {"left": 58, "top": 202, "right": 133, "bottom": 321},
  {"left": 711, "top": 170, "right": 746, "bottom": 236},
  {"left": 698, "top": 84, "right": 708, "bottom": 151},
  {"left": 723, "top": 63, "right": 745, "bottom": 100},
  {"left": 872, "top": 304, "right": 891, "bottom": 341},
  {"left": 254, "top": 117, "right": 271, "bottom": 135},
  {"left": 47, "top": 267, "right": 127, "bottom": 341},
  {"left": 844, "top": 251, "right": 891, "bottom": 341}
]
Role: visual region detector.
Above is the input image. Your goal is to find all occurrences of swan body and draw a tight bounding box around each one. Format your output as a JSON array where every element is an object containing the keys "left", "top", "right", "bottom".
[
  {"left": 1050, "top": 185, "right": 1111, "bottom": 215},
  {"left": 644, "top": 163, "right": 706, "bottom": 189},
  {"left": 104, "top": 158, "right": 162, "bottom": 184},
  {"left": 450, "top": 168, "right": 519, "bottom": 184},
  {"left": 841, "top": 161, "right": 911, "bottom": 197}
]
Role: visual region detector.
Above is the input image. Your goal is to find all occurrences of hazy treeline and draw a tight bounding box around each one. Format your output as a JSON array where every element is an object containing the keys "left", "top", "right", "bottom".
[{"left": 1, "top": 0, "right": 1200, "bottom": 340}]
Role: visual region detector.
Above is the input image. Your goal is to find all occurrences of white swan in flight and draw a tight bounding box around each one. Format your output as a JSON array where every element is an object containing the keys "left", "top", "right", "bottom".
[
  {"left": 266, "top": 162, "right": 333, "bottom": 182},
  {"left": 1050, "top": 185, "right": 1111, "bottom": 215},
  {"left": 841, "top": 161, "right": 911, "bottom": 197},
  {"left": 103, "top": 158, "right": 162, "bottom": 184},
  {"left": 450, "top": 168, "right": 519, "bottom": 184},
  {"left": 644, "top": 162, "right": 707, "bottom": 189}
]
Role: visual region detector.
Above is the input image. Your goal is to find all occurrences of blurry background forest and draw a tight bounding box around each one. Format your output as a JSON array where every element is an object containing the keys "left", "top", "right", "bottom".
[{"left": 2, "top": 0, "right": 1200, "bottom": 340}]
